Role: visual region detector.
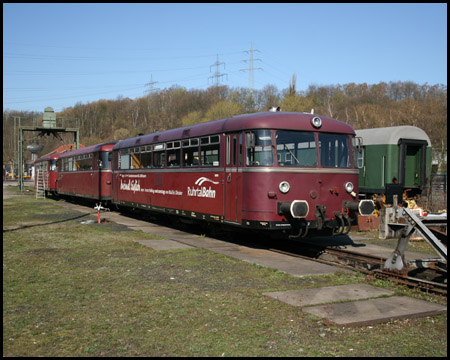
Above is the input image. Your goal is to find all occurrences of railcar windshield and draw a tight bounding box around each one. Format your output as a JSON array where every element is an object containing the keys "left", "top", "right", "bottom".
[
  {"left": 276, "top": 131, "right": 318, "bottom": 167},
  {"left": 275, "top": 131, "right": 353, "bottom": 168},
  {"left": 318, "top": 133, "right": 352, "bottom": 168},
  {"left": 246, "top": 130, "right": 274, "bottom": 166},
  {"left": 49, "top": 160, "right": 57, "bottom": 172},
  {"left": 100, "top": 151, "right": 112, "bottom": 169}
]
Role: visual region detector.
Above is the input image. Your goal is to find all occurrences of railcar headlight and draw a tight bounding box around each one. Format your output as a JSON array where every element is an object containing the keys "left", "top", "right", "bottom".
[
  {"left": 344, "top": 182, "right": 354, "bottom": 193},
  {"left": 279, "top": 181, "right": 290, "bottom": 194},
  {"left": 311, "top": 116, "right": 322, "bottom": 128}
]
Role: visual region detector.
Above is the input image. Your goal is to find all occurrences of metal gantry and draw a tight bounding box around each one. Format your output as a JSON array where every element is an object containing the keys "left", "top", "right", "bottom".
[{"left": 17, "top": 107, "right": 80, "bottom": 191}]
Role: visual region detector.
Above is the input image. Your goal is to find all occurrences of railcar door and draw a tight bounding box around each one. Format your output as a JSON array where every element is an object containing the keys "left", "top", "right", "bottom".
[
  {"left": 224, "top": 133, "right": 241, "bottom": 224},
  {"left": 92, "top": 152, "right": 101, "bottom": 199},
  {"left": 112, "top": 150, "right": 121, "bottom": 203},
  {"left": 398, "top": 139, "right": 428, "bottom": 189}
]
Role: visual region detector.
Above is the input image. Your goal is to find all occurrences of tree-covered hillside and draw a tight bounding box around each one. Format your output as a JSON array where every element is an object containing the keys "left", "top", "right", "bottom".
[{"left": 3, "top": 80, "right": 447, "bottom": 172}]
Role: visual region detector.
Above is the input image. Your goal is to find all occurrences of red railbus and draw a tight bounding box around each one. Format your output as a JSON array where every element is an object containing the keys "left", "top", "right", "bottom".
[
  {"left": 34, "top": 152, "right": 59, "bottom": 195},
  {"left": 112, "top": 112, "right": 373, "bottom": 238},
  {"left": 57, "top": 142, "right": 116, "bottom": 201}
]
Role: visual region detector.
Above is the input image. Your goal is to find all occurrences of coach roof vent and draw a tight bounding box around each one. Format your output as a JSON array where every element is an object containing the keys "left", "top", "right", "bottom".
[
  {"left": 269, "top": 106, "right": 281, "bottom": 112},
  {"left": 182, "top": 129, "right": 191, "bottom": 138}
]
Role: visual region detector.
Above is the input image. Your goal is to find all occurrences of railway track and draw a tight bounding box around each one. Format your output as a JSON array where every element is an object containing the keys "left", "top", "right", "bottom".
[{"left": 268, "top": 242, "right": 447, "bottom": 296}]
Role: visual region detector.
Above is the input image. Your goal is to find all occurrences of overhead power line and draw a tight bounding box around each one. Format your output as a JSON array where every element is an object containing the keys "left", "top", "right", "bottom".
[{"left": 3, "top": 50, "right": 244, "bottom": 62}]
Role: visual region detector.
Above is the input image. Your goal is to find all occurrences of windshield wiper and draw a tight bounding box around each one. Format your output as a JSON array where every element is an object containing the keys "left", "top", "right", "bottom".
[{"left": 283, "top": 144, "right": 300, "bottom": 164}]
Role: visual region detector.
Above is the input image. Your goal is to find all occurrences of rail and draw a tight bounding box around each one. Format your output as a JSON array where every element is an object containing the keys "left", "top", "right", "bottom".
[{"left": 269, "top": 244, "right": 447, "bottom": 296}]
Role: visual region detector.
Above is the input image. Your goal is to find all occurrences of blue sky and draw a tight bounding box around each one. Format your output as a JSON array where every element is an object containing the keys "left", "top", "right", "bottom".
[{"left": 3, "top": 3, "right": 447, "bottom": 112}]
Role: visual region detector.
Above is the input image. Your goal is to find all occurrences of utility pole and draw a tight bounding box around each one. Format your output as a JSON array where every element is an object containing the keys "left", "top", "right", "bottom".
[
  {"left": 209, "top": 54, "right": 227, "bottom": 86},
  {"left": 9, "top": 116, "right": 27, "bottom": 180},
  {"left": 241, "top": 42, "right": 262, "bottom": 91},
  {"left": 145, "top": 74, "right": 159, "bottom": 94}
]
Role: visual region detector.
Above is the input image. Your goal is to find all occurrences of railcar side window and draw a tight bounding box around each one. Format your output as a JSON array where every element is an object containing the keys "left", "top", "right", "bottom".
[
  {"left": 246, "top": 130, "right": 274, "bottom": 166},
  {"left": 356, "top": 148, "right": 364, "bottom": 168},
  {"left": 61, "top": 159, "right": 67, "bottom": 172},
  {"left": 200, "top": 136, "right": 220, "bottom": 167},
  {"left": 352, "top": 137, "right": 364, "bottom": 169},
  {"left": 77, "top": 154, "right": 92, "bottom": 171},
  {"left": 318, "top": 134, "right": 351, "bottom": 168},
  {"left": 239, "top": 133, "right": 243, "bottom": 165},
  {"left": 182, "top": 139, "right": 199, "bottom": 167},
  {"left": 140, "top": 146, "right": 152, "bottom": 168},
  {"left": 276, "top": 131, "right": 317, "bottom": 167},
  {"left": 153, "top": 144, "right": 166, "bottom": 168},
  {"left": 233, "top": 136, "right": 237, "bottom": 165},
  {"left": 130, "top": 147, "right": 141, "bottom": 169},
  {"left": 61, "top": 158, "right": 66, "bottom": 172},
  {"left": 120, "top": 149, "right": 130, "bottom": 170},
  {"left": 167, "top": 141, "right": 181, "bottom": 167},
  {"left": 73, "top": 158, "right": 79, "bottom": 171}
]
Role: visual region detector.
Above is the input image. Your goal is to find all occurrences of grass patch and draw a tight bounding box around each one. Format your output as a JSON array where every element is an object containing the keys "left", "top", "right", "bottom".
[{"left": 3, "top": 186, "right": 447, "bottom": 357}]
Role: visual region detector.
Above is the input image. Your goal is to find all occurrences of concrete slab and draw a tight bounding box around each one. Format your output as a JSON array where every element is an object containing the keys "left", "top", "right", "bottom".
[
  {"left": 263, "top": 284, "right": 394, "bottom": 307},
  {"left": 103, "top": 210, "right": 341, "bottom": 277},
  {"left": 179, "top": 236, "right": 237, "bottom": 249},
  {"left": 302, "top": 296, "right": 447, "bottom": 327},
  {"left": 135, "top": 239, "right": 193, "bottom": 250},
  {"left": 210, "top": 245, "right": 339, "bottom": 277},
  {"left": 136, "top": 233, "right": 339, "bottom": 277}
]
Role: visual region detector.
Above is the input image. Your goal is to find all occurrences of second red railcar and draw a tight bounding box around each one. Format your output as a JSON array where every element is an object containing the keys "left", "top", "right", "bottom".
[{"left": 57, "top": 142, "right": 116, "bottom": 201}]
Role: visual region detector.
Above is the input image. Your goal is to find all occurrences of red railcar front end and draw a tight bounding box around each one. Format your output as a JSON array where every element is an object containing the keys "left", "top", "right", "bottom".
[{"left": 240, "top": 169, "right": 362, "bottom": 233}]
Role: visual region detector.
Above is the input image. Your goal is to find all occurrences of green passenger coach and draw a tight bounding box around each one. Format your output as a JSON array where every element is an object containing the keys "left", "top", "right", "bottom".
[{"left": 355, "top": 126, "right": 432, "bottom": 198}]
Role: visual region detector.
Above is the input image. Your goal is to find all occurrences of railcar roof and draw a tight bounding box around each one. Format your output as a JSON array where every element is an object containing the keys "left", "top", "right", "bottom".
[
  {"left": 355, "top": 126, "right": 431, "bottom": 146},
  {"left": 114, "top": 112, "right": 355, "bottom": 150},
  {"left": 58, "top": 142, "right": 116, "bottom": 159},
  {"left": 35, "top": 152, "right": 59, "bottom": 162}
]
